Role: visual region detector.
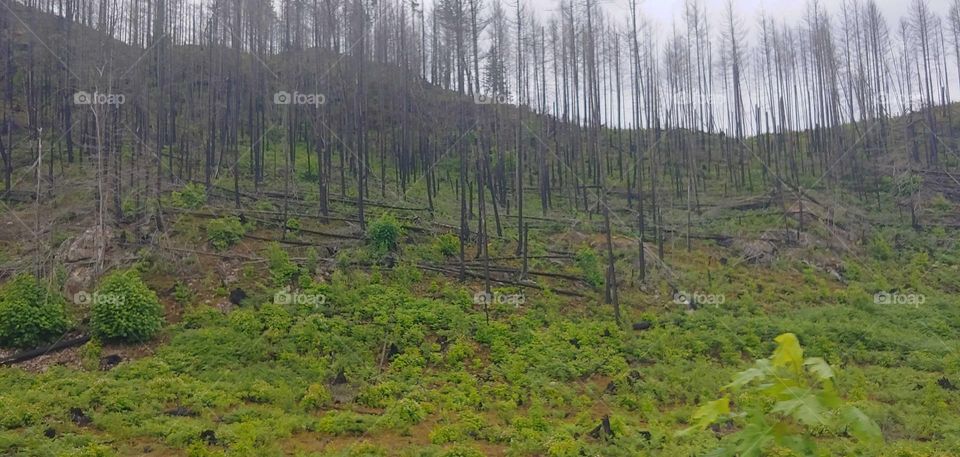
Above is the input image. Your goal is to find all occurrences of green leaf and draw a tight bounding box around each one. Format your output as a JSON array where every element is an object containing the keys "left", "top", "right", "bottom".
[
  {"left": 771, "top": 392, "right": 829, "bottom": 426},
  {"left": 726, "top": 359, "right": 771, "bottom": 390},
  {"left": 804, "top": 357, "right": 834, "bottom": 381},
  {"left": 675, "top": 396, "right": 730, "bottom": 437},
  {"left": 702, "top": 447, "right": 732, "bottom": 457},
  {"left": 841, "top": 406, "right": 883, "bottom": 443},
  {"left": 772, "top": 333, "right": 804, "bottom": 374},
  {"left": 816, "top": 385, "right": 842, "bottom": 409},
  {"left": 775, "top": 432, "right": 817, "bottom": 456},
  {"left": 732, "top": 416, "right": 775, "bottom": 457}
]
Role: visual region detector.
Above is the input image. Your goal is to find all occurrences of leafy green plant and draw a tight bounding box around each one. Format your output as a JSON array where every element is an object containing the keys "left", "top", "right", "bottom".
[
  {"left": 79, "top": 337, "right": 103, "bottom": 370},
  {"left": 305, "top": 247, "right": 319, "bottom": 274},
  {"left": 91, "top": 270, "right": 165, "bottom": 342},
  {"left": 285, "top": 217, "right": 301, "bottom": 234},
  {"left": 253, "top": 200, "right": 276, "bottom": 212},
  {"left": 173, "top": 281, "right": 193, "bottom": 305},
  {"left": 575, "top": 248, "right": 603, "bottom": 289},
  {"left": 301, "top": 383, "right": 332, "bottom": 411},
  {"left": 893, "top": 173, "right": 922, "bottom": 199},
  {"left": 267, "top": 242, "right": 300, "bottom": 286},
  {"left": 677, "top": 333, "right": 882, "bottom": 456},
  {"left": 207, "top": 216, "right": 247, "bottom": 251},
  {"left": 366, "top": 213, "right": 403, "bottom": 255},
  {"left": 0, "top": 273, "right": 69, "bottom": 348},
  {"left": 316, "top": 411, "right": 373, "bottom": 435},
  {"left": 868, "top": 233, "right": 893, "bottom": 261},
  {"left": 930, "top": 193, "right": 953, "bottom": 212},
  {"left": 121, "top": 197, "right": 139, "bottom": 217},
  {"left": 378, "top": 398, "right": 426, "bottom": 431},
  {"left": 435, "top": 233, "right": 460, "bottom": 257},
  {"left": 439, "top": 446, "right": 485, "bottom": 457},
  {"left": 171, "top": 182, "right": 208, "bottom": 209}
]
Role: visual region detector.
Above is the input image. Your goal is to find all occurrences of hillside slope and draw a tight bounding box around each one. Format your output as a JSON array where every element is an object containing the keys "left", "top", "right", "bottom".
[{"left": 0, "top": 2, "right": 959, "bottom": 456}]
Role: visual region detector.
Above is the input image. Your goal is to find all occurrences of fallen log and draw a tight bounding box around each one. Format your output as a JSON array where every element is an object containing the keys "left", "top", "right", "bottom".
[
  {"left": 244, "top": 234, "right": 356, "bottom": 245},
  {"left": 416, "top": 264, "right": 585, "bottom": 297},
  {"left": 0, "top": 335, "right": 91, "bottom": 365},
  {"left": 163, "top": 245, "right": 268, "bottom": 261},
  {"left": 443, "top": 263, "right": 590, "bottom": 284},
  {"left": 463, "top": 254, "right": 573, "bottom": 262}
]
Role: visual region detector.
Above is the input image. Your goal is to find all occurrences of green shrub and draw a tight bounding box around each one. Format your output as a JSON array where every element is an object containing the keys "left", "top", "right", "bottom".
[
  {"left": 253, "top": 200, "right": 276, "bottom": 212},
  {"left": 207, "top": 216, "right": 247, "bottom": 251},
  {"left": 546, "top": 435, "right": 581, "bottom": 457},
  {"left": 73, "top": 443, "right": 116, "bottom": 457},
  {"left": 267, "top": 242, "right": 299, "bottom": 286},
  {"left": 930, "top": 193, "right": 953, "bottom": 212},
  {"left": 379, "top": 398, "right": 426, "bottom": 430},
  {"left": 171, "top": 182, "right": 207, "bottom": 209},
  {"left": 435, "top": 233, "right": 460, "bottom": 257},
  {"left": 868, "top": 234, "right": 893, "bottom": 261},
  {"left": 0, "top": 273, "right": 69, "bottom": 348},
  {"left": 301, "top": 383, "right": 332, "bottom": 411},
  {"left": 446, "top": 338, "right": 476, "bottom": 366},
  {"left": 285, "top": 217, "right": 301, "bottom": 234},
  {"left": 91, "top": 270, "right": 164, "bottom": 342},
  {"left": 575, "top": 248, "right": 603, "bottom": 288},
  {"left": 893, "top": 173, "right": 922, "bottom": 198},
  {"left": 344, "top": 443, "right": 387, "bottom": 457},
  {"left": 439, "top": 446, "right": 485, "bottom": 457},
  {"left": 316, "top": 411, "right": 373, "bottom": 435},
  {"left": 79, "top": 338, "right": 103, "bottom": 370},
  {"left": 356, "top": 381, "right": 404, "bottom": 409},
  {"left": 258, "top": 303, "right": 293, "bottom": 334},
  {"left": 429, "top": 424, "right": 462, "bottom": 444},
  {"left": 173, "top": 281, "right": 193, "bottom": 305},
  {"left": 229, "top": 309, "right": 264, "bottom": 335},
  {"left": 305, "top": 247, "right": 319, "bottom": 274},
  {"left": 366, "top": 213, "right": 403, "bottom": 254}
]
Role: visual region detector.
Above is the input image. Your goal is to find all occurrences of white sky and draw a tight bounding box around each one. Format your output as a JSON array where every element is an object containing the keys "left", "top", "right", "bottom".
[
  {"left": 552, "top": 0, "right": 941, "bottom": 29},
  {"left": 267, "top": 0, "right": 954, "bottom": 38},
  {"left": 618, "top": 0, "right": 915, "bottom": 27}
]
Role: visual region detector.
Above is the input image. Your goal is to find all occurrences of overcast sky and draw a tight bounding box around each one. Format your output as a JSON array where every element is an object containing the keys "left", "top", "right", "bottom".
[
  {"left": 612, "top": 0, "right": 919, "bottom": 27},
  {"left": 268, "top": 0, "right": 954, "bottom": 36},
  {"left": 584, "top": 0, "right": 942, "bottom": 26},
  {"left": 491, "top": 0, "right": 953, "bottom": 36}
]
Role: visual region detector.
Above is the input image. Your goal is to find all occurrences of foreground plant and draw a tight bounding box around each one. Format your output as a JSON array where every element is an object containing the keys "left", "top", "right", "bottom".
[{"left": 677, "top": 333, "right": 881, "bottom": 456}]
